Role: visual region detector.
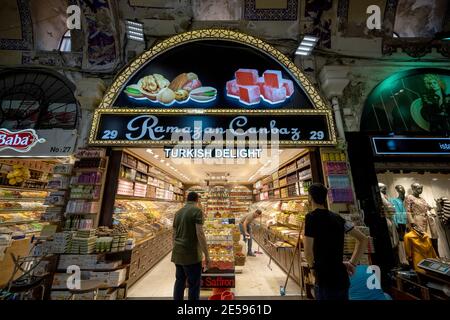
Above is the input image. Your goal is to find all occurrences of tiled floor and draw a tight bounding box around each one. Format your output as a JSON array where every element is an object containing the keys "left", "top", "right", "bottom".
[{"left": 128, "top": 246, "right": 303, "bottom": 299}]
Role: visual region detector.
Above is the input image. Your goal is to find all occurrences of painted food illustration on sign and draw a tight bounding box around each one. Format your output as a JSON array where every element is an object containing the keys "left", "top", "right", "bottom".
[
  {"left": 124, "top": 72, "right": 217, "bottom": 106},
  {"left": 226, "top": 69, "right": 294, "bottom": 105}
]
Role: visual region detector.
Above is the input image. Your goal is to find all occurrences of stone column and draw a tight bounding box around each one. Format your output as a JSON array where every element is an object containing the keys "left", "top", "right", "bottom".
[
  {"left": 74, "top": 78, "right": 106, "bottom": 149},
  {"left": 319, "top": 65, "right": 351, "bottom": 140}
]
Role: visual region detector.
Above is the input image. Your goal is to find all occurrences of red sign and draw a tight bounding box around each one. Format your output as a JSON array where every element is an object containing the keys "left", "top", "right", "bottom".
[
  {"left": 201, "top": 275, "right": 235, "bottom": 288},
  {"left": 0, "top": 129, "right": 46, "bottom": 153}
]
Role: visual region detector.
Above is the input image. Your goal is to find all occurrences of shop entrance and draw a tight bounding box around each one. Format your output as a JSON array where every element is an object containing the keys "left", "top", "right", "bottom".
[
  {"left": 98, "top": 146, "right": 323, "bottom": 299},
  {"left": 83, "top": 29, "right": 358, "bottom": 300}
]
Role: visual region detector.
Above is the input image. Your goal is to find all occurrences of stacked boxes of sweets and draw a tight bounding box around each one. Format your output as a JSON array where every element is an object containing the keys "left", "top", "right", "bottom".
[
  {"left": 298, "top": 168, "right": 312, "bottom": 181},
  {"left": 47, "top": 176, "right": 70, "bottom": 190},
  {"left": 322, "top": 152, "right": 354, "bottom": 204},
  {"left": 226, "top": 69, "right": 294, "bottom": 105},
  {"left": 64, "top": 217, "right": 94, "bottom": 231},
  {"left": 70, "top": 185, "right": 100, "bottom": 200},
  {"left": 51, "top": 231, "right": 74, "bottom": 253},
  {"left": 96, "top": 225, "right": 128, "bottom": 253},
  {"left": 286, "top": 162, "right": 297, "bottom": 173},
  {"left": 66, "top": 201, "right": 99, "bottom": 214},
  {"left": 70, "top": 229, "right": 97, "bottom": 254}
]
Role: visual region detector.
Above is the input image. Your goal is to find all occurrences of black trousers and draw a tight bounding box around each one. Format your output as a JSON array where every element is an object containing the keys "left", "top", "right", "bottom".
[{"left": 174, "top": 263, "right": 202, "bottom": 300}]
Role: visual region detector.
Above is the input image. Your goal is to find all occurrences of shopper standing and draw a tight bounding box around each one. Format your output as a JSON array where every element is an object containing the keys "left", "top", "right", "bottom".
[
  {"left": 303, "top": 183, "right": 368, "bottom": 300},
  {"left": 171, "top": 192, "right": 210, "bottom": 300},
  {"left": 239, "top": 209, "right": 262, "bottom": 256}
]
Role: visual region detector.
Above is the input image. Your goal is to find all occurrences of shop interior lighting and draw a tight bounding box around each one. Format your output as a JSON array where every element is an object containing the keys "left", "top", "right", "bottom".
[
  {"left": 295, "top": 35, "right": 318, "bottom": 56},
  {"left": 146, "top": 149, "right": 153, "bottom": 154},
  {"left": 126, "top": 20, "right": 144, "bottom": 42}
]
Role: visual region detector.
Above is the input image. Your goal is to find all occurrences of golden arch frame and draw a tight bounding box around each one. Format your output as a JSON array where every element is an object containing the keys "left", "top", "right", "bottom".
[
  {"left": 98, "top": 29, "right": 328, "bottom": 110},
  {"left": 90, "top": 29, "right": 337, "bottom": 146}
]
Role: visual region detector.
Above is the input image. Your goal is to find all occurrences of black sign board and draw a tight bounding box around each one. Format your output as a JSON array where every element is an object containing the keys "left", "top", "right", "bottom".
[
  {"left": 90, "top": 110, "right": 335, "bottom": 146},
  {"left": 372, "top": 137, "right": 450, "bottom": 155}
]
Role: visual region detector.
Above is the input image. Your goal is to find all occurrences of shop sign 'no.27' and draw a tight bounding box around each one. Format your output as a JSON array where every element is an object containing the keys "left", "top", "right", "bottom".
[{"left": 0, "top": 129, "right": 46, "bottom": 153}]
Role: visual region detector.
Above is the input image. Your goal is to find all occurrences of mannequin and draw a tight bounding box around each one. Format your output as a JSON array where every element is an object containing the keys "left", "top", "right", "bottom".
[
  {"left": 404, "top": 183, "right": 438, "bottom": 252},
  {"left": 434, "top": 198, "right": 450, "bottom": 260},
  {"left": 405, "top": 183, "right": 430, "bottom": 229},
  {"left": 379, "top": 183, "right": 399, "bottom": 251},
  {"left": 404, "top": 215, "right": 438, "bottom": 272},
  {"left": 389, "top": 185, "right": 408, "bottom": 239}
]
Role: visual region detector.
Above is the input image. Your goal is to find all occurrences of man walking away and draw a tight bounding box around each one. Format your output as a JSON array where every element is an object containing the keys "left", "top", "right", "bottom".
[
  {"left": 303, "top": 183, "right": 368, "bottom": 300},
  {"left": 239, "top": 209, "right": 262, "bottom": 257},
  {"left": 171, "top": 192, "right": 210, "bottom": 300}
]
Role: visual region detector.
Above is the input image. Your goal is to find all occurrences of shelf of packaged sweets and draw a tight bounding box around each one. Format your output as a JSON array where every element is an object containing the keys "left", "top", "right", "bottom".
[
  {"left": 0, "top": 198, "right": 47, "bottom": 202},
  {"left": 0, "top": 219, "right": 43, "bottom": 226}
]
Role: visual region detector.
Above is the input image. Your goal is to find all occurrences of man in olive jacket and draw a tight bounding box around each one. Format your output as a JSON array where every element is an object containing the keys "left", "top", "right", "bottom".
[{"left": 171, "top": 192, "right": 210, "bottom": 300}]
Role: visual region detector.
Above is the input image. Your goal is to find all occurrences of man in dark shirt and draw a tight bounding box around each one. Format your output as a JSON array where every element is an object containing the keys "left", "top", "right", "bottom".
[
  {"left": 304, "top": 183, "right": 368, "bottom": 300},
  {"left": 171, "top": 192, "right": 210, "bottom": 300}
]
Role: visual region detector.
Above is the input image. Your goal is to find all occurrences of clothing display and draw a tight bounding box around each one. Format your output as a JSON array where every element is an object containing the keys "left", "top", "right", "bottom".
[
  {"left": 436, "top": 197, "right": 450, "bottom": 226},
  {"left": 434, "top": 198, "right": 450, "bottom": 260},
  {"left": 404, "top": 194, "right": 436, "bottom": 238},
  {"left": 405, "top": 194, "right": 431, "bottom": 219},
  {"left": 404, "top": 228, "right": 437, "bottom": 273},
  {"left": 380, "top": 191, "right": 399, "bottom": 249},
  {"left": 386, "top": 217, "right": 399, "bottom": 249},
  {"left": 380, "top": 193, "right": 395, "bottom": 217},
  {"left": 389, "top": 198, "right": 408, "bottom": 226}
]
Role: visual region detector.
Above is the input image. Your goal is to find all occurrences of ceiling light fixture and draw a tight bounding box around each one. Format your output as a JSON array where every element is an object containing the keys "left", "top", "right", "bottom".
[
  {"left": 125, "top": 20, "right": 144, "bottom": 42},
  {"left": 295, "top": 35, "right": 318, "bottom": 56},
  {"left": 146, "top": 149, "right": 153, "bottom": 154}
]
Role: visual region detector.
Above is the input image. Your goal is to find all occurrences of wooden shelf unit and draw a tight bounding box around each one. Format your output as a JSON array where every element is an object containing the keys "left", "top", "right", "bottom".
[{"left": 253, "top": 150, "right": 321, "bottom": 202}]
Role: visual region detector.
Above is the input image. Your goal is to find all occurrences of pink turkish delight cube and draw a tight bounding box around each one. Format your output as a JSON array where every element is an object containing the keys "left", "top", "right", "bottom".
[
  {"left": 239, "top": 85, "right": 261, "bottom": 105},
  {"left": 263, "top": 70, "right": 283, "bottom": 88},
  {"left": 226, "top": 79, "right": 240, "bottom": 97},
  {"left": 257, "top": 77, "right": 265, "bottom": 93},
  {"left": 282, "top": 79, "right": 294, "bottom": 97},
  {"left": 235, "top": 69, "right": 259, "bottom": 86},
  {"left": 263, "top": 85, "right": 286, "bottom": 103}
]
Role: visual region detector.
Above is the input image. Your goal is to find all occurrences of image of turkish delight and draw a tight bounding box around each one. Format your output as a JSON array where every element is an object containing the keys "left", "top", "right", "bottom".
[{"left": 226, "top": 68, "right": 294, "bottom": 105}]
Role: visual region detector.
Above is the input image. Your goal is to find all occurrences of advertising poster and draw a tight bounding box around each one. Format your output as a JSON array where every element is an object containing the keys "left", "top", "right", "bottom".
[{"left": 362, "top": 69, "right": 450, "bottom": 134}]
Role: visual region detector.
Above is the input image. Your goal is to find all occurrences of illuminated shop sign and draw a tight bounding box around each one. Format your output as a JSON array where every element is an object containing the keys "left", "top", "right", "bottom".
[
  {"left": 0, "top": 129, "right": 46, "bottom": 153},
  {"left": 89, "top": 109, "right": 334, "bottom": 146},
  {"left": 372, "top": 137, "right": 450, "bottom": 155},
  {"left": 164, "top": 147, "right": 263, "bottom": 159},
  {"left": 362, "top": 69, "right": 450, "bottom": 134},
  {"left": 89, "top": 30, "right": 336, "bottom": 147},
  {"left": 0, "top": 129, "right": 77, "bottom": 157}
]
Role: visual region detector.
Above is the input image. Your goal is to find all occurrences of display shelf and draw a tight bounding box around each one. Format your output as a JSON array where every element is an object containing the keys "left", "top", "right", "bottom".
[
  {"left": 0, "top": 186, "right": 49, "bottom": 192},
  {"left": 70, "top": 183, "right": 103, "bottom": 186},
  {"left": 0, "top": 198, "right": 47, "bottom": 202},
  {"left": 73, "top": 168, "right": 105, "bottom": 172},
  {"left": 0, "top": 219, "right": 42, "bottom": 226},
  {"left": 115, "top": 195, "right": 183, "bottom": 202},
  {"left": 0, "top": 208, "right": 46, "bottom": 213},
  {"left": 65, "top": 212, "right": 97, "bottom": 216},
  {"left": 56, "top": 264, "right": 130, "bottom": 273},
  {"left": 68, "top": 197, "right": 100, "bottom": 201}
]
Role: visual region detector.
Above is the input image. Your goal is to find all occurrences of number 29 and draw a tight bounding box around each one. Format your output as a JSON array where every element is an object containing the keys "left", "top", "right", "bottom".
[
  {"left": 310, "top": 131, "right": 324, "bottom": 140},
  {"left": 102, "top": 130, "right": 118, "bottom": 140}
]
